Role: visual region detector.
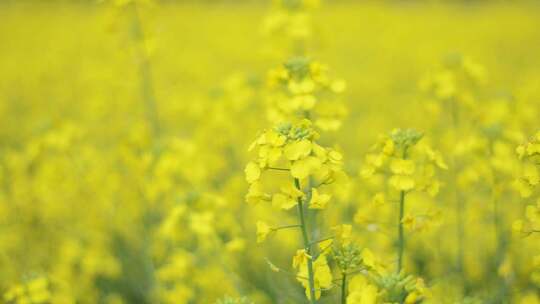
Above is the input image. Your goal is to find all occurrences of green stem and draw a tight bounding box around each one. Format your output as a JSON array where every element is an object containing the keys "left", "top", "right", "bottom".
[
  {"left": 397, "top": 189, "right": 405, "bottom": 273},
  {"left": 456, "top": 194, "right": 469, "bottom": 301},
  {"left": 295, "top": 178, "right": 317, "bottom": 304},
  {"left": 397, "top": 147, "right": 408, "bottom": 273},
  {"left": 490, "top": 168, "right": 508, "bottom": 302},
  {"left": 341, "top": 272, "right": 347, "bottom": 304},
  {"left": 449, "top": 97, "right": 466, "bottom": 290},
  {"left": 268, "top": 167, "right": 290, "bottom": 172},
  {"left": 489, "top": 144, "right": 505, "bottom": 274},
  {"left": 274, "top": 224, "right": 301, "bottom": 231},
  {"left": 130, "top": 1, "right": 160, "bottom": 137},
  {"left": 456, "top": 189, "right": 465, "bottom": 276}
]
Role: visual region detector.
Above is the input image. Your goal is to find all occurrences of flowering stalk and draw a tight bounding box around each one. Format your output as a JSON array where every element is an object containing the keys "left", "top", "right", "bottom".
[
  {"left": 295, "top": 178, "right": 317, "bottom": 303},
  {"left": 419, "top": 57, "right": 486, "bottom": 286},
  {"left": 332, "top": 240, "right": 365, "bottom": 304},
  {"left": 455, "top": 186, "right": 465, "bottom": 279},
  {"left": 246, "top": 119, "right": 344, "bottom": 302},
  {"left": 340, "top": 272, "right": 347, "bottom": 304},
  {"left": 397, "top": 191, "right": 406, "bottom": 274},
  {"left": 397, "top": 147, "right": 408, "bottom": 273},
  {"left": 129, "top": 1, "right": 160, "bottom": 136},
  {"left": 361, "top": 128, "right": 446, "bottom": 277},
  {"left": 449, "top": 100, "right": 466, "bottom": 283}
]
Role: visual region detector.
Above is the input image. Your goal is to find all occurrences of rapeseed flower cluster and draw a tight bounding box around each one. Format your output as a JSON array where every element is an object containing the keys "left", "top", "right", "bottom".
[{"left": 2, "top": 0, "right": 540, "bottom": 303}]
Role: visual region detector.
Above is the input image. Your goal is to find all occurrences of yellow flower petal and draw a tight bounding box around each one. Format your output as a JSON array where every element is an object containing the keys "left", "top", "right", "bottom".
[
  {"left": 244, "top": 161, "right": 261, "bottom": 183},
  {"left": 390, "top": 159, "right": 415, "bottom": 175},
  {"left": 291, "top": 156, "right": 322, "bottom": 179},
  {"left": 309, "top": 188, "right": 331, "bottom": 209},
  {"left": 292, "top": 249, "right": 311, "bottom": 269},
  {"left": 284, "top": 139, "right": 312, "bottom": 161},
  {"left": 271, "top": 193, "right": 297, "bottom": 210},
  {"left": 390, "top": 175, "right": 415, "bottom": 191},
  {"left": 256, "top": 221, "right": 273, "bottom": 243}
]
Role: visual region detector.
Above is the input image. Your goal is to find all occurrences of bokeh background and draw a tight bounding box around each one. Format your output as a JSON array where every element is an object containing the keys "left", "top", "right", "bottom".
[{"left": 1, "top": 0, "right": 540, "bottom": 303}]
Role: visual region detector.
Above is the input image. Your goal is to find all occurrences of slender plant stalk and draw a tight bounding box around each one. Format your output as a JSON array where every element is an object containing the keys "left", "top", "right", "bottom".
[
  {"left": 340, "top": 272, "right": 347, "bottom": 304},
  {"left": 489, "top": 145, "right": 506, "bottom": 272},
  {"left": 275, "top": 224, "right": 302, "bottom": 231},
  {"left": 455, "top": 188, "right": 465, "bottom": 273},
  {"left": 397, "top": 148, "right": 408, "bottom": 273},
  {"left": 295, "top": 178, "right": 317, "bottom": 304},
  {"left": 449, "top": 99, "right": 466, "bottom": 290},
  {"left": 490, "top": 146, "right": 508, "bottom": 303},
  {"left": 397, "top": 189, "right": 406, "bottom": 273},
  {"left": 130, "top": 1, "right": 161, "bottom": 137}
]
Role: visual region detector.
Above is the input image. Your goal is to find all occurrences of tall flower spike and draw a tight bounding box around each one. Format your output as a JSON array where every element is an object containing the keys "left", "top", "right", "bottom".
[
  {"left": 246, "top": 118, "right": 348, "bottom": 302},
  {"left": 361, "top": 128, "right": 446, "bottom": 273}
]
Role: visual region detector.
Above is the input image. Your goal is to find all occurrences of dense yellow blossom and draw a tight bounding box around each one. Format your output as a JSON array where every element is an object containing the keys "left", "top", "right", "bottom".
[{"left": 1, "top": 0, "right": 540, "bottom": 303}]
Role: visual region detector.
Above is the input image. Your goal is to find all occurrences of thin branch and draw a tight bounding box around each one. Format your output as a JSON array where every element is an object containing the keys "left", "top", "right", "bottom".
[
  {"left": 268, "top": 167, "right": 290, "bottom": 172},
  {"left": 309, "top": 235, "right": 335, "bottom": 246}
]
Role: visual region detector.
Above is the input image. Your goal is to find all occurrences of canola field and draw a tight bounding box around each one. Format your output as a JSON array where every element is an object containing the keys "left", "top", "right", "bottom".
[{"left": 1, "top": 0, "right": 540, "bottom": 303}]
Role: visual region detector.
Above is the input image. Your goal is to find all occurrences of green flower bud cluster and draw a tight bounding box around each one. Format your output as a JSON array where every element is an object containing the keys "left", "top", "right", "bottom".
[
  {"left": 371, "top": 272, "right": 417, "bottom": 303},
  {"left": 273, "top": 120, "right": 319, "bottom": 141},
  {"left": 390, "top": 128, "right": 424, "bottom": 152},
  {"left": 284, "top": 57, "right": 312, "bottom": 79},
  {"left": 333, "top": 243, "right": 363, "bottom": 273}
]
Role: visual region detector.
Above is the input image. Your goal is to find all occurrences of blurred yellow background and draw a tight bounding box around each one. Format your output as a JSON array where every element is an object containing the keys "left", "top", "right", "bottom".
[{"left": 1, "top": 1, "right": 540, "bottom": 303}]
